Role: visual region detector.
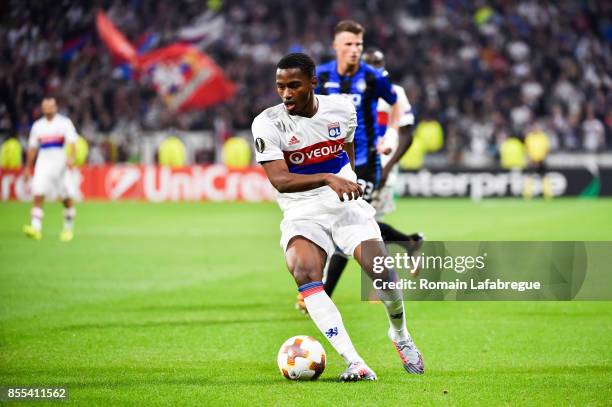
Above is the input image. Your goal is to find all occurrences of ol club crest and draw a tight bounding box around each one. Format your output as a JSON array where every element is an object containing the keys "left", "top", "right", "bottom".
[{"left": 327, "top": 122, "right": 341, "bottom": 138}]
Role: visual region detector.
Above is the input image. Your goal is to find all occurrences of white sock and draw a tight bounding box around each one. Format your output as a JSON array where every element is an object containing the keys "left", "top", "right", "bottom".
[
  {"left": 299, "top": 281, "right": 362, "bottom": 365},
  {"left": 64, "top": 207, "right": 76, "bottom": 230},
  {"left": 31, "top": 207, "right": 43, "bottom": 231},
  {"left": 377, "top": 287, "right": 410, "bottom": 342}
]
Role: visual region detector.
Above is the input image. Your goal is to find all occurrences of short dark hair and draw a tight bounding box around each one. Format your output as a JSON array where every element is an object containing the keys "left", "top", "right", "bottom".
[
  {"left": 276, "top": 53, "right": 316, "bottom": 78},
  {"left": 334, "top": 20, "right": 365, "bottom": 36},
  {"left": 362, "top": 47, "right": 385, "bottom": 67}
]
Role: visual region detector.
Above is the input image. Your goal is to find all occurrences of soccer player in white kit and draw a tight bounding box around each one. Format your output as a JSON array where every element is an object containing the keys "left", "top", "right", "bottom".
[
  {"left": 362, "top": 48, "right": 416, "bottom": 220},
  {"left": 363, "top": 48, "right": 424, "bottom": 276},
  {"left": 23, "top": 97, "right": 78, "bottom": 241},
  {"left": 253, "top": 53, "right": 424, "bottom": 380}
]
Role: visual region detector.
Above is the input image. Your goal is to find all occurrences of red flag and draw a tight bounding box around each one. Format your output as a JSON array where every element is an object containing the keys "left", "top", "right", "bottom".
[
  {"left": 96, "top": 11, "right": 136, "bottom": 63},
  {"left": 136, "top": 44, "right": 235, "bottom": 111}
]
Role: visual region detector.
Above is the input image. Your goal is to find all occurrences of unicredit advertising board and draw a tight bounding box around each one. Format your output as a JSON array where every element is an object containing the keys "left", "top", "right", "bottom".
[
  {"left": 1, "top": 166, "right": 610, "bottom": 201},
  {"left": 1, "top": 165, "right": 276, "bottom": 202}
]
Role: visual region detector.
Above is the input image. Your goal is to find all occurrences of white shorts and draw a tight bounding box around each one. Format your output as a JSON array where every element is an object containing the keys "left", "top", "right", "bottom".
[
  {"left": 280, "top": 197, "right": 382, "bottom": 260},
  {"left": 32, "top": 160, "right": 77, "bottom": 199}
]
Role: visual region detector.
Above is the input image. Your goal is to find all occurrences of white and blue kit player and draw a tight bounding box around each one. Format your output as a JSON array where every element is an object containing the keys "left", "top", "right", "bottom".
[
  {"left": 23, "top": 97, "right": 79, "bottom": 241},
  {"left": 253, "top": 53, "right": 424, "bottom": 380},
  {"left": 372, "top": 83, "right": 415, "bottom": 218},
  {"left": 363, "top": 47, "right": 424, "bottom": 274}
]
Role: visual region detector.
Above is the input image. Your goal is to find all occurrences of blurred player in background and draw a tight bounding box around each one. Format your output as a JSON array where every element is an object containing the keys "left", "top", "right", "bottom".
[
  {"left": 23, "top": 97, "right": 78, "bottom": 241},
  {"left": 254, "top": 53, "right": 424, "bottom": 379},
  {"left": 302, "top": 20, "right": 421, "bottom": 306},
  {"left": 363, "top": 48, "right": 424, "bottom": 283},
  {"left": 362, "top": 48, "right": 420, "bottom": 225},
  {"left": 523, "top": 124, "right": 552, "bottom": 199}
]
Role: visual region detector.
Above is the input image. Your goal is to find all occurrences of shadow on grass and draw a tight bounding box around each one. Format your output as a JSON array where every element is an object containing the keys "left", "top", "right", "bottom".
[{"left": 225, "top": 376, "right": 344, "bottom": 385}]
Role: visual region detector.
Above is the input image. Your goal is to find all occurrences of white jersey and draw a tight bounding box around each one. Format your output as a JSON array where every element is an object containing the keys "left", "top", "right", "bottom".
[
  {"left": 28, "top": 113, "right": 78, "bottom": 166},
  {"left": 371, "top": 84, "right": 414, "bottom": 218},
  {"left": 252, "top": 95, "right": 357, "bottom": 213},
  {"left": 378, "top": 84, "right": 414, "bottom": 128},
  {"left": 28, "top": 113, "right": 79, "bottom": 199},
  {"left": 377, "top": 84, "right": 414, "bottom": 162}
]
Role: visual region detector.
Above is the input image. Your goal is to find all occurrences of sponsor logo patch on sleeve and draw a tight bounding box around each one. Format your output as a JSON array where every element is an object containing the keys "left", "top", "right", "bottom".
[{"left": 255, "top": 138, "right": 265, "bottom": 153}]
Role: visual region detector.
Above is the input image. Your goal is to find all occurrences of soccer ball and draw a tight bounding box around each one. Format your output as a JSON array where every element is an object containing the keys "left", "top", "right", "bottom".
[{"left": 277, "top": 335, "right": 326, "bottom": 380}]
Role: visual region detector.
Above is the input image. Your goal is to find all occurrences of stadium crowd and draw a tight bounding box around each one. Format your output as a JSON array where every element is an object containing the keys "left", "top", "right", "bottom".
[{"left": 0, "top": 0, "right": 610, "bottom": 164}]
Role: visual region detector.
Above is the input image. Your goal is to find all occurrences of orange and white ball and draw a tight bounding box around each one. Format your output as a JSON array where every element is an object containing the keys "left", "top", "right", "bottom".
[{"left": 277, "top": 335, "right": 326, "bottom": 380}]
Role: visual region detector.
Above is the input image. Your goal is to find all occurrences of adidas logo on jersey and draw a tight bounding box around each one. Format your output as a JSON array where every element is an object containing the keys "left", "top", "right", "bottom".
[{"left": 288, "top": 135, "right": 300, "bottom": 145}]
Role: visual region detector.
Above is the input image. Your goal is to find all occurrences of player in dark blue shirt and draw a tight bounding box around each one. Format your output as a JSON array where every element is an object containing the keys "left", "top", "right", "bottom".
[
  {"left": 315, "top": 34, "right": 396, "bottom": 200},
  {"left": 295, "top": 20, "right": 423, "bottom": 307}
]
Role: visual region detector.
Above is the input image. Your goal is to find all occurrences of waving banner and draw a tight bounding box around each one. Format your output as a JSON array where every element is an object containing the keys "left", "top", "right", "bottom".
[
  {"left": 95, "top": 11, "right": 137, "bottom": 63},
  {"left": 137, "top": 44, "right": 235, "bottom": 111},
  {"left": 96, "top": 12, "right": 234, "bottom": 110}
]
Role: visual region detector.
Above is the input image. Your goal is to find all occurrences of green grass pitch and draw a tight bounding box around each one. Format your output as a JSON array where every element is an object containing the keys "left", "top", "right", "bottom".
[{"left": 1, "top": 198, "right": 611, "bottom": 405}]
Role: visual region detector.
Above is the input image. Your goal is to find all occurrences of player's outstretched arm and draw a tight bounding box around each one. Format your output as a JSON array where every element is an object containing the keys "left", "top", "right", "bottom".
[{"left": 261, "top": 159, "right": 363, "bottom": 201}]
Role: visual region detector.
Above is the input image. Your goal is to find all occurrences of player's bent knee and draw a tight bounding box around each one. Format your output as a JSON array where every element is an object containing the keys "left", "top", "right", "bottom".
[
  {"left": 355, "top": 238, "right": 390, "bottom": 275},
  {"left": 291, "top": 262, "right": 323, "bottom": 286},
  {"left": 285, "top": 236, "right": 326, "bottom": 285},
  {"left": 354, "top": 238, "right": 386, "bottom": 260}
]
